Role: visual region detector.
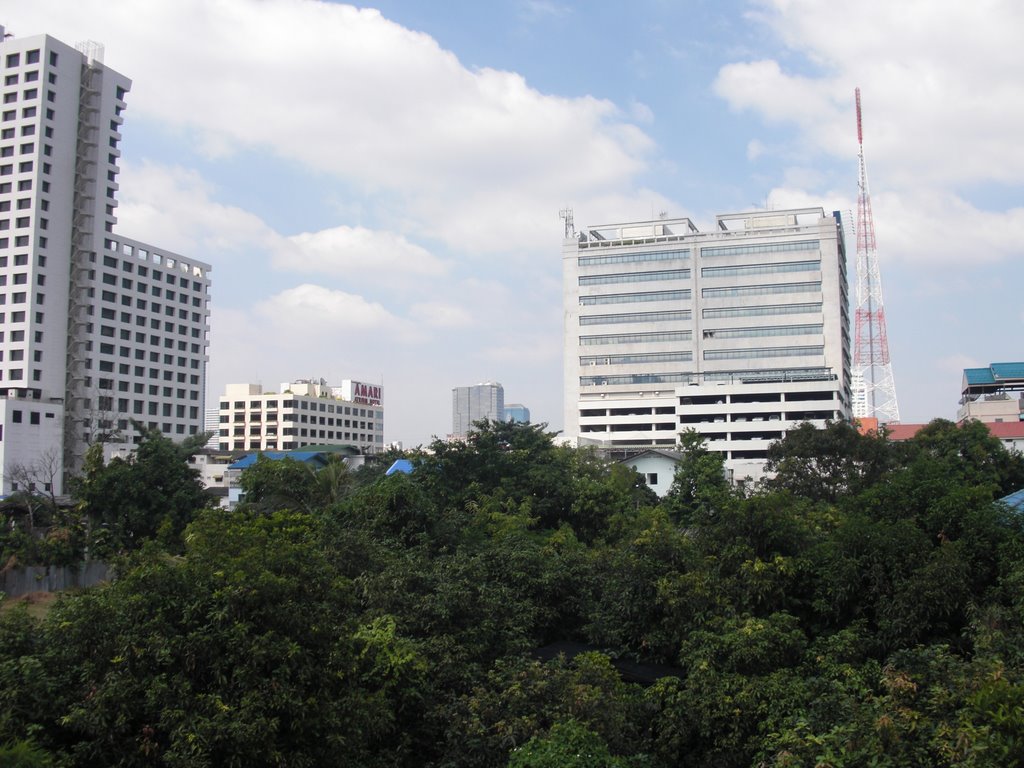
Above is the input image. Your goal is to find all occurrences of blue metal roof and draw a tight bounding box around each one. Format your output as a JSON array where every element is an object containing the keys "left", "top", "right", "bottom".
[
  {"left": 1000, "top": 487, "right": 1024, "bottom": 514},
  {"left": 229, "top": 451, "right": 326, "bottom": 470},
  {"left": 385, "top": 459, "right": 414, "bottom": 476}
]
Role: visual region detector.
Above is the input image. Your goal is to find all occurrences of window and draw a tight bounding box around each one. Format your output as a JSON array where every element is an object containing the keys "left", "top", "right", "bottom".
[
  {"left": 702, "top": 345, "right": 824, "bottom": 361},
  {"left": 580, "top": 351, "right": 692, "bottom": 366},
  {"left": 580, "top": 290, "right": 690, "bottom": 306},
  {"left": 579, "top": 269, "right": 690, "bottom": 287},
  {"left": 702, "top": 324, "right": 823, "bottom": 340},
  {"left": 579, "top": 248, "right": 690, "bottom": 267},
  {"left": 580, "top": 330, "right": 692, "bottom": 346},
  {"left": 701, "top": 260, "right": 821, "bottom": 279},
  {"left": 580, "top": 372, "right": 691, "bottom": 387},
  {"left": 701, "top": 282, "right": 821, "bottom": 299},
  {"left": 700, "top": 240, "right": 820, "bottom": 259}
]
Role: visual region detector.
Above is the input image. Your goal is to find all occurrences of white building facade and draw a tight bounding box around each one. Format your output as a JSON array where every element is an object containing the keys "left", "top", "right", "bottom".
[
  {"left": 563, "top": 208, "right": 851, "bottom": 478},
  {"left": 0, "top": 30, "right": 211, "bottom": 494},
  {"left": 217, "top": 379, "right": 384, "bottom": 454}
]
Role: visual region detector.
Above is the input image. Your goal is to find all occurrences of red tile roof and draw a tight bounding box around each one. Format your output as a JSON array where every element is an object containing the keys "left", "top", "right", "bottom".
[
  {"left": 883, "top": 423, "right": 927, "bottom": 441},
  {"left": 986, "top": 421, "right": 1024, "bottom": 438},
  {"left": 881, "top": 420, "right": 1024, "bottom": 441}
]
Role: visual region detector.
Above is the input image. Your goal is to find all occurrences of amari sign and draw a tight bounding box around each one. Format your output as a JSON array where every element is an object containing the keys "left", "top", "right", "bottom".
[{"left": 346, "top": 381, "right": 382, "bottom": 406}]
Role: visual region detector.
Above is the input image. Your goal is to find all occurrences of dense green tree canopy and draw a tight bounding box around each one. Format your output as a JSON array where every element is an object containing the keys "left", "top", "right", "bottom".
[
  {"left": 74, "top": 428, "right": 211, "bottom": 554},
  {"left": 2, "top": 418, "right": 1024, "bottom": 766}
]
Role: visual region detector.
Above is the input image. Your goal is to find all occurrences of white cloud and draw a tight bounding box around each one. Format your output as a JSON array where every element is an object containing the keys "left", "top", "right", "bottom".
[
  {"left": 117, "top": 162, "right": 277, "bottom": 259},
  {"left": 8, "top": 0, "right": 654, "bottom": 256},
  {"left": 255, "top": 284, "right": 409, "bottom": 334},
  {"left": 630, "top": 101, "right": 655, "bottom": 124},
  {"left": 409, "top": 302, "right": 474, "bottom": 329},
  {"left": 714, "top": 0, "right": 1024, "bottom": 266},
  {"left": 518, "top": 0, "right": 572, "bottom": 22},
  {"left": 765, "top": 183, "right": 1024, "bottom": 266},
  {"left": 483, "top": 336, "right": 561, "bottom": 365},
  {"left": 716, "top": 0, "right": 1024, "bottom": 186},
  {"left": 279, "top": 226, "right": 448, "bottom": 278}
]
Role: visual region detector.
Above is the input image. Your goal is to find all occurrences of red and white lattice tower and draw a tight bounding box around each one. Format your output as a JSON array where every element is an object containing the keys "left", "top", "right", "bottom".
[{"left": 852, "top": 88, "right": 900, "bottom": 422}]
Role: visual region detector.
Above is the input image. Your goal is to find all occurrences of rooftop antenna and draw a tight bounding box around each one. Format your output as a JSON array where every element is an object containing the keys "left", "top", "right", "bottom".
[{"left": 559, "top": 208, "right": 575, "bottom": 238}]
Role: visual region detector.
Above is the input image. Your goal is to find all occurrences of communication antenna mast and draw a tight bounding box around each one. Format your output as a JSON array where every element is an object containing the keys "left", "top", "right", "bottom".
[
  {"left": 559, "top": 208, "right": 575, "bottom": 238},
  {"left": 852, "top": 88, "right": 900, "bottom": 422}
]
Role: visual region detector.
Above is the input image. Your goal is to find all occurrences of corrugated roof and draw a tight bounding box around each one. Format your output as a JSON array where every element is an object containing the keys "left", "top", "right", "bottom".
[
  {"left": 991, "top": 362, "right": 1024, "bottom": 380},
  {"left": 963, "top": 362, "right": 1024, "bottom": 393},
  {"left": 385, "top": 459, "right": 414, "bottom": 476},
  {"left": 964, "top": 368, "right": 996, "bottom": 385},
  {"left": 228, "top": 451, "right": 326, "bottom": 470},
  {"left": 1000, "top": 488, "right": 1024, "bottom": 513}
]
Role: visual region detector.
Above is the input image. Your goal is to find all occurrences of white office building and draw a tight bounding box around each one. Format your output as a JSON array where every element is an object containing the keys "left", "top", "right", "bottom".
[
  {"left": 0, "top": 29, "right": 211, "bottom": 494},
  {"left": 563, "top": 208, "right": 851, "bottom": 479},
  {"left": 217, "top": 379, "right": 385, "bottom": 454}
]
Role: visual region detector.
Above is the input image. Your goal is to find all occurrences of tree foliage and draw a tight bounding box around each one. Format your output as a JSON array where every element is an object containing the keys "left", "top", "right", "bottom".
[
  {"left": 74, "top": 428, "right": 211, "bottom": 554},
  {"left": 3, "top": 418, "right": 1024, "bottom": 767}
]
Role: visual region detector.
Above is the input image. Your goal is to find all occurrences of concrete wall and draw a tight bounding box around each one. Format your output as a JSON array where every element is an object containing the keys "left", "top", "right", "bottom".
[{"left": 1, "top": 561, "right": 111, "bottom": 598}]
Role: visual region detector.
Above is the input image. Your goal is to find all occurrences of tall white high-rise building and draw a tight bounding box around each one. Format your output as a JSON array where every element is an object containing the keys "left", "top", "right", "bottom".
[
  {"left": 0, "top": 29, "right": 211, "bottom": 494},
  {"left": 563, "top": 208, "right": 851, "bottom": 478},
  {"left": 452, "top": 382, "right": 504, "bottom": 437}
]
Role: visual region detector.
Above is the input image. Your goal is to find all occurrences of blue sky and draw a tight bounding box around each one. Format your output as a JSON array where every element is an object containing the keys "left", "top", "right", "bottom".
[{"left": 7, "top": 0, "right": 1024, "bottom": 446}]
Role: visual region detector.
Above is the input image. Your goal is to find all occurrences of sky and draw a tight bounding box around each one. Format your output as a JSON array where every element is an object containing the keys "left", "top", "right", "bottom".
[{"left": 6, "top": 0, "right": 1024, "bottom": 446}]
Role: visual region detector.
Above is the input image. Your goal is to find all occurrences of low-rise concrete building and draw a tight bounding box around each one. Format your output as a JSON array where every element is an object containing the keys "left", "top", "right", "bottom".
[
  {"left": 958, "top": 362, "right": 1024, "bottom": 424},
  {"left": 216, "top": 378, "right": 384, "bottom": 455}
]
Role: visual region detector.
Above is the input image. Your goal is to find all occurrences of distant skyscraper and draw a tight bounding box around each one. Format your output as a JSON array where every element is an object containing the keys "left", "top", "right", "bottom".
[
  {"left": 504, "top": 404, "right": 530, "bottom": 424},
  {"left": 0, "top": 29, "right": 211, "bottom": 493},
  {"left": 452, "top": 382, "right": 504, "bottom": 437}
]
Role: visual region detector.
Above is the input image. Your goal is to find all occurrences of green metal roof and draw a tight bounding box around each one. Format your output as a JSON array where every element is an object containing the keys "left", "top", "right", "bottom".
[
  {"left": 991, "top": 362, "right": 1024, "bottom": 380},
  {"left": 962, "top": 362, "right": 1024, "bottom": 395},
  {"left": 964, "top": 367, "right": 995, "bottom": 385}
]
